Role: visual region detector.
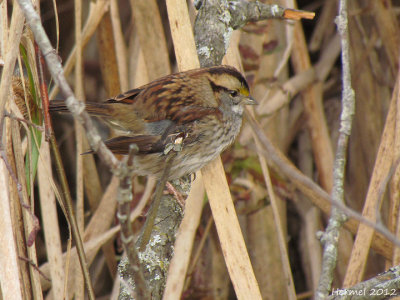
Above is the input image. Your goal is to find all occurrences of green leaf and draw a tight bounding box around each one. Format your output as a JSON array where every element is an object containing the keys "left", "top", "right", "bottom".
[{"left": 20, "top": 44, "right": 43, "bottom": 195}]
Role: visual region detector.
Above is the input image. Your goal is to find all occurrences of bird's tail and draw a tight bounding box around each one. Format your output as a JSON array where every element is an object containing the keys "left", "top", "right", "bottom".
[
  {"left": 49, "top": 100, "right": 109, "bottom": 116},
  {"left": 48, "top": 100, "right": 70, "bottom": 112}
]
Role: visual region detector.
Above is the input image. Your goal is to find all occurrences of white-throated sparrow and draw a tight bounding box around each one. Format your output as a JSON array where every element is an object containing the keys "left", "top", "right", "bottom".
[{"left": 50, "top": 65, "right": 256, "bottom": 179}]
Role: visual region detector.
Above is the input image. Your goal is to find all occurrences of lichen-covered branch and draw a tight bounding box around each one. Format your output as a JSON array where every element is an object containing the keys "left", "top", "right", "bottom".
[
  {"left": 118, "top": 178, "right": 188, "bottom": 300},
  {"left": 315, "top": 0, "right": 355, "bottom": 298},
  {"left": 194, "top": 0, "right": 313, "bottom": 67}
]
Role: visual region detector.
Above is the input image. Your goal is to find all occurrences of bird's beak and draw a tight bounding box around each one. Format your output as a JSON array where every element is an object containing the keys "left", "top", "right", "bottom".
[{"left": 243, "top": 96, "right": 257, "bottom": 105}]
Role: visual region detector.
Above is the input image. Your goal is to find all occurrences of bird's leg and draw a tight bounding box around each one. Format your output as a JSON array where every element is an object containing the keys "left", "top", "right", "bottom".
[
  {"left": 162, "top": 131, "right": 187, "bottom": 207},
  {"left": 164, "top": 181, "right": 185, "bottom": 208}
]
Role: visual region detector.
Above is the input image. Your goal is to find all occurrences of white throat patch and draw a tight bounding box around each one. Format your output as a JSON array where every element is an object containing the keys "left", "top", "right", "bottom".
[{"left": 231, "top": 104, "right": 244, "bottom": 115}]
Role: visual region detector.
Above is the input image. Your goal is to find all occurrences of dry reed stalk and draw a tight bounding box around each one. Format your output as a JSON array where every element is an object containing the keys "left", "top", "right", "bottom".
[
  {"left": 391, "top": 83, "right": 400, "bottom": 265},
  {"left": 248, "top": 114, "right": 297, "bottom": 300},
  {"left": 40, "top": 176, "right": 152, "bottom": 292},
  {"left": 346, "top": 0, "right": 390, "bottom": 212},
  {"left": 49, "top": 0, "right": 110, "bottom": 100},
  {"left": 162, "top": 173, "right": 205, "bottom": 299},
  {"left": 40, "top": 225, "right": 121, "bottom": 290},
  {"left": 285, "top": 2, "right": 354, "bottom": 287},
  {"left": 0, "top": 2, "right": 30, "bottom": 299},
  {"left": 0, "top": 121, "right": 24, "bottom": 300},
  {"left": 166, "top": 0, "right": 262, "bottom": 299},
  {"left": 129, "top": 0, "right": 170, "bottom": 79},
  {"left": 128, "top": 32, "right": 149, "bottom": 88},
  {"left": 246, "top": 105, "right": 396, "bottom": 258},
  {"left": 60, "top": 176, "right": 119, "bottom": 295},
  {"left": 7, "top": 117, "right": 31, "bottom": 299},
  {"left": 73, "top": 0, "right": 85, "bottom": 297},
  {"left": 309, "top": 0, "right": 337, "bottom": 52},
  {"left": 92, "top": 10, "right": 124, "bottom": 286},
  {"left": 110, "top": 0, "right": 129, "bottom": 91},
  {"left": 239, "top": 32, "right": 341, "bottom": 146},
  {"left": 76, "top": 3, "right": 103, "bottom": 214},
  {"left": 0, "top": 1, "right": 24, "bottom": 120},
  {"left": 370, "top": 0, "right": 399, "bottom": 77},
  {"left": 343, "top": 78, "right": 397, "bottom": 288},
  {"left": 293, "top": 87, "right": 322, "bottom": 293},
  {"left": 237, "top": 9, "right": 295, "bottom": 296},
  {"left": 11, "top": 118, "right": 43, "bottom": 299},
  {"left": 342, "top": 0, "right": 399, "bottom": 285},
  {"left": 97, "top": 12, "right": 121, "bottom": 97},
  {"left": 0, "top": 159, "right": 24, "bottom": 300},
  {"left": 38, "top": 138, "right": 65, "bottom": 298},
  {"left": 291, "top": 22, "right": 334, "bottom": 193}
]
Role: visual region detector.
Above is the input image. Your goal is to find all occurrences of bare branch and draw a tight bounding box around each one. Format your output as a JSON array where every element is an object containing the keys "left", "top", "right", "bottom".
[{"left": 316, "top": 0, "right": 355, "bottom": 298}]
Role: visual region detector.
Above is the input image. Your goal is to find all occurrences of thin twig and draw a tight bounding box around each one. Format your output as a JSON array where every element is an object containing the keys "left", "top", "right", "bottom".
[
  {"left": 193, "top": 1, "right": 263, "bottom": 298},
  {"left": 0, "top": 144, "right": 41, "bottom": 248},
  {"left": 316, "top": 0, "right": 355, "bottom": 297},
  {"left": 4, "top": 111, "right": 45, "bottom": 132},
  {"left": 9, "top": 118, "right": 41, "bottom": 247},
  {"left": 116, "top": 144, "right": 150, "bottom": 299},
  {"left": 245, "top": 112, "right": 400, "bottom": 249},
  {"left": 34, "top": 43, "right": 96, "bottom": 298},
  {"left": 0, "top": 2, "right": 24, "bottom": 133},
  {"left": 50, "top": 139, "right": 98, "bottom": 298},
  {"left": 35, "top": 44, "right": 52, "bottom": 141},
  {"left": 18, "top": 256, "right": 51, "bottom": 282}
]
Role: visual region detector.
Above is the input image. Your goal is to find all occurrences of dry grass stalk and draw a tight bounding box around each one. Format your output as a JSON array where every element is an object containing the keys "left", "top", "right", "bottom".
[
  {"left": 165, "top": 1, "right": 261, "bottom": 298},
  {"left": 343, "top": 78, "right": 397, "bottom": 287}
]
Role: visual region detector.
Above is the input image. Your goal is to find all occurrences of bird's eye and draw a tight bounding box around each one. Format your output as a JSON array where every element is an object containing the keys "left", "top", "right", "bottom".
[{"left": 229, "top": 90, "right": 239, "bottom": 97}]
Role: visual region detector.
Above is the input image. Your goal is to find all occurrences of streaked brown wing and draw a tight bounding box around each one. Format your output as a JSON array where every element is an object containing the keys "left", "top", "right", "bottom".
[
  {"left": 105, "top": 87, "right": 143, "bottom": 105},
  {"left": 103, "top": 135, "right": 162, "bottom": 154},
  {"left": 103, "top": 72, "right": 218, "bottom": 125}
]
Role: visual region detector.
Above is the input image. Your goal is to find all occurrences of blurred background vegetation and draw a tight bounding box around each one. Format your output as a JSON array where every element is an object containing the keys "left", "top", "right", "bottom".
[{"left": 2, "top": 0, "right": 400, "bottom": 299}]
